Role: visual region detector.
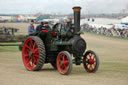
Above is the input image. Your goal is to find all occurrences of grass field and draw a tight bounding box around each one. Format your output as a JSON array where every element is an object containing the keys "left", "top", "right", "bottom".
[
  {"left": 0, "top": 23, "right": 128, "bottom": 85},
  {"left": 0, "top": 42, "right": 21, "bottom": 51}
]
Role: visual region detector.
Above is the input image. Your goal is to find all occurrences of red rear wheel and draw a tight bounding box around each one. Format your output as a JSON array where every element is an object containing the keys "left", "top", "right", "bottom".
[
  {"left": 56, "top": 51, "right": 72, "bottom": 75},
  {"left": 83, "top": 50, "right": 99, "bottom": 73},
  {"left": 22, "top": 36, "right": 46, "bottom": 71}
]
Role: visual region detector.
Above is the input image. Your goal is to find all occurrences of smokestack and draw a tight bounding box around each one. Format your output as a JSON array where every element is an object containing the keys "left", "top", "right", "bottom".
[{"left": 72, "top": 6, "right": 81, "bottom": 34}]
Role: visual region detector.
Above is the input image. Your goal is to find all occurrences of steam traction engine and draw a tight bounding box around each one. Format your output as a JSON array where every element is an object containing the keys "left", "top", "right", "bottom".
[{"left": 22, "top": 7, "right": 99, "bottom": 75}]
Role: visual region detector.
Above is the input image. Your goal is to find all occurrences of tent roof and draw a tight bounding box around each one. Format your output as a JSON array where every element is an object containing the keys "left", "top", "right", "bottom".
[{"left": 121, "top": 16, "right": 128, "bottom": 23}]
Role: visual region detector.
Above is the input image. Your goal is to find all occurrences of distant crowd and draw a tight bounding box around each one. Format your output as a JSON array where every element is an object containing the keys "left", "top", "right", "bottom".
[{"left": 81, "top": 24, "right": 128, "bottom": 39}]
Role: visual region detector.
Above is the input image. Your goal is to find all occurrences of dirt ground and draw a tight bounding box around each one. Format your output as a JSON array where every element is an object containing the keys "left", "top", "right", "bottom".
[{"left": 0, "top": 23, "right": 128, "bottom": 85}]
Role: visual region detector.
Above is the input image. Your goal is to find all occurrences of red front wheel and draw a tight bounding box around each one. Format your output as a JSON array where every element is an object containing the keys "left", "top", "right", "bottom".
[
  {"left": 56, "top": 51, "right": 72, "bottom": 75},
  {"left": 83, "top": 50, "right": 99, "bottom": 73},
  {"left": 22, "top": 36, "right": 46, "bottom": 71}
]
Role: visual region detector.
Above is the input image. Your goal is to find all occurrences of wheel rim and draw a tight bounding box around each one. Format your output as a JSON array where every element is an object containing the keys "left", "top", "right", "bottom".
[
  {"left": 22, "top": 38, "right": 39, "bottom": 70},
  {"left": 84, "top": 52, "right": 97, "bottom": 72},
  {"left": 57, "top": 53, "right": 69, "bottom": 74}
]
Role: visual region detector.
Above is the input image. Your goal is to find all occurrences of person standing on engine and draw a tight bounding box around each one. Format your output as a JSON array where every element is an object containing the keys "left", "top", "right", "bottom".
[
  {"left": 44, "top": 22, "right": 50, "bottom": 30},
  {"left": 28, "top": 20, "right": 35, "bottom": 36},
  {"left": 36, "top": 22, "right": 45, "bottom": 32}
]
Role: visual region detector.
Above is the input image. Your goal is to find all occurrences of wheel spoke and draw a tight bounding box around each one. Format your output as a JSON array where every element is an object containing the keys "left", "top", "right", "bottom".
[
  {"left": 64, "top": 64, "right": 68, "bottom": 71},
  {"left": 60, "top": 64, "right": 64, "bottom": 69},
  {"left": 93, "top": 60, "right": 96, "bottom": 63},
  {"left": 92, "top": 64, "right": 94, "bottom": 69},
  {"left": 34, "top": 56, "right": 38, "bottom": 64},
  {"left": 26, "top": 57, "right": 29, "bottom": 63},
  {"left": 25, "top": 44, "right": 33, "bottom": 51},
  {"left": 35, "top": 51, "right": 39, "bottom": 55},
  {"left": 30, "top": 57, "right": 34, "bottom": 62},
  {"left": 87, "top": 55, "right": 90, "bottom": 59},
  {"left": 60, "top": 61, "right": 63, "bottom": 66},
  {"left": 34, "top": 54, "right": 39, "bottom": 57},
  {"left": 64, "top": 60, "right": 68, "bottom": 65},
  {"left": 28, "top": 56, "right": 33, "bottom": 63},
  {"left": 30, "top": 40, "right": 33, "bottom": 48},
  {"left": 31, "top": 59, "right": 35, "bottom": 68},
  {"left": 25, "top": 49, "right": 29, "bottom": 53},
  {"left": 89, "top": 53, "right": 92, "bottom": 59},
  {"left": 62, "top": 56, "right": 65, "bottom": 61},
  {"left": 36, "top": 58, "right": 39, "bottom": 64},
  {"left": 26, "top": 58, "right": 30, "bottom": 66},
  {"left": 92, "top": 55, "right": 95, "bottom": 60},
  {"left": 89, "top": 65, "right": 93, "bottom": 70},
  {"left": 34, "top": 48, "right": 39, "bottom": 53},
  {"left": 33, "top": 42, "right": 36, "bottom": 49},
  {"left": 93, "top": 64, "right": 96, "bottom": 69}
]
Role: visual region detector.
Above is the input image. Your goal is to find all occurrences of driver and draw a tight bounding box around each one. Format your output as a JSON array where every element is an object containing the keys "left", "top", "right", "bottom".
[
  {"left": 36, "top": 22, "right": 45, "bottom": 32},
  {"left": 44, "top": 22, "right": 50, "bottom": 30}
]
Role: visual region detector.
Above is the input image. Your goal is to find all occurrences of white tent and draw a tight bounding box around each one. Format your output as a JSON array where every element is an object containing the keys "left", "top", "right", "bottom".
[{"left": 121, "top": 16, "right": 128, "bottom": 23}]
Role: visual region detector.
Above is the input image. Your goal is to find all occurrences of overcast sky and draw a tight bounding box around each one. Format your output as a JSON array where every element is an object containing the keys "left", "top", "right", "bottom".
[{"left": 0, "top": 0, "right": 128, "bottom": 14}]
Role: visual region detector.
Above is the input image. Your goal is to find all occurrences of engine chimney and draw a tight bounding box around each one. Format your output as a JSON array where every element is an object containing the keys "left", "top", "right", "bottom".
[{"left": 72, "top": 6, "right": 81, "bottom": 34}]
